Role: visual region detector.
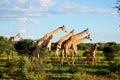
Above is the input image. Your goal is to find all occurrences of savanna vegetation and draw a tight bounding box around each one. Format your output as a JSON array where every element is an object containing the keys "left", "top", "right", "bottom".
[{"left": 0, "top": 36, "right": 120, "bottom": 80}]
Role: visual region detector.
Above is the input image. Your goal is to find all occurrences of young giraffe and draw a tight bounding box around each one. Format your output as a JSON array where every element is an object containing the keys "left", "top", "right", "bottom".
[
  {"left": 7, "top": 33, "right": 22, "bottom": 61},
  {"left": 85, "top": 43, "right": 99, "bottom": 64},
  {"left": 60, "top": 28, "right": 90, "bottom": 64},
  {"left": 60, "top": 34, "right": 92, "bottom": 64},
  {"left": 55, "top": 29, "right": 74, "bottom": 57},
  {"left": 32, "top": 25, "right": 67, "bottom": 62}
]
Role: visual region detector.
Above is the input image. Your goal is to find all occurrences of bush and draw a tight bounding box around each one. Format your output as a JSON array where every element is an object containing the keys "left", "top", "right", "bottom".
[
  {"left": 103, "top": 42, "right": 120, "bottom": 60},
  {"left": 19, "top": 56, "right": 47, "bottom": 80},
  {"left": 14, "top": 39, "right": 36, "bottom": 55},
  {"left": 4, "top": 56, "right": 48, "bottom": 80},
  {"left": 0, "top": 36, "right": 10, "bottom": 54}
]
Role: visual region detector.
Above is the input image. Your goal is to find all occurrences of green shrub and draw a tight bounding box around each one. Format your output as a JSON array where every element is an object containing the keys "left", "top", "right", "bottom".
[
  {"left": 103, "top": 42, "right": 120, "bottom": 60},
  {"left": 0, "top": 36, "right": 10, "bottom": 54}
]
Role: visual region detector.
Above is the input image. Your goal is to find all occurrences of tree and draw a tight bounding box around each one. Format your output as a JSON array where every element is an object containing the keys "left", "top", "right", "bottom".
[
  {"left": 115, "top": 0, "right": 120, "bottom": 14},
  {"left": 0, "top": 36, "right": 10, "bottom": 54},
  {"left": 103, "top": 42, "right": 120, "bottom": 60},
  {"left": 14, "top": 39, "right": 36, "bottom": 55}
]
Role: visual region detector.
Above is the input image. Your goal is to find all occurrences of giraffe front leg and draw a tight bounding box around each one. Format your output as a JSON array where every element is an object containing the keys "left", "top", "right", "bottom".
[
  {"left": 60, "top": 50, "right": 64, "bottom": 64},
  {"left": 46, "top": 41, "right": 52, "bottom": 56},
  {"left": 31, "top": 50, "right": 38, "bottom": 63},
  {"left": 55, "top": 48, "right": 59, "bottom": 57}
]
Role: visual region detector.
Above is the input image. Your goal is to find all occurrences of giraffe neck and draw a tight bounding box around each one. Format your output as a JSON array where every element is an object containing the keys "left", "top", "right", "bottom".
[
  {"left": 14, "top": 35, "right": 18, "bottom": 40},
  {"left": 58, "top": 31, "right": 73, "bottom": 42},
  {"left": 91, "top": 45, "right": 97, "bottom": 53},
  {"left": 49, "top": 27, "right": 62, "bottom": 37},
  {"left": 72, "top": 30, "right": 87, "bottom": 40},
  {"left": 57, "top": 31, "right": 73, "bottom": 47},
  {"left": 8, "top": 34, "right": 21, "bottom": 43},
  {"left": 75, "top": 37, "right": 88, "bottom": 45}
]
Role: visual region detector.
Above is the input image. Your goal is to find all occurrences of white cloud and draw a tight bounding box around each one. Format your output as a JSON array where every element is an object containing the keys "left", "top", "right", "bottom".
[
  {"left": 29, "top": 18, "right": 40, "bottom": 24},
  {"left": 59, "top": 2, "right": 115, "bottom": 15},
  {"left": 0, "top": 0, "right": 56, "bottom": 21},
  {"left": 28, "top": 13, "right": 42, "bottom": 17},
  {"left": 19, "top": 0, "right": 26, "bottom": 4},
  {"left": 17, "top": 17, "right": 28, "bottom": 22},
  {"left": 0, "top": 0, "right": 116, "bottom": 21},
  {"left": 38, "top": 0, "right": 55, "bottom": 7}
]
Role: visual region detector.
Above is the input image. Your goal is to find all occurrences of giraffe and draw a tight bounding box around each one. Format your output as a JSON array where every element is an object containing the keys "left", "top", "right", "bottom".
[
  {"left": 60, "top": 28, "right": 90, "bottom": 64},
  {"left": 70, "top": 34, "right": 92, "bottom": 64},
  {"left": 60, "top": 34, "right": 92, "bottom": 64},
  {"left": 61, "top": 28, "right": 90, "bottom": 58},
  {"left": 31, "top": 25, "right": 67, "bottom": 62},
  {"left": 7, "top": 33, "right": 22, "bottom": 61},
  {"left": 85, "top": 43, "right": 100, "bottom": 64},
  {"left": 55, "top": 29, "right": 74, "bottom": 57},
  {"left": 71, "top": 34, "right": 92, "bottom": 56}
]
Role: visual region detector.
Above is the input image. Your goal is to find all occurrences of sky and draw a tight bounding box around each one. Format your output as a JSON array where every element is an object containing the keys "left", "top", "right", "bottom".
[{"left": 0, "top": 0, "right": 120, "bottom": 43}]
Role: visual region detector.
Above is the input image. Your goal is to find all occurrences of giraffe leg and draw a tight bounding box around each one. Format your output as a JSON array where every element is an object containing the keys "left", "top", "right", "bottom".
[
  {"left": 46, "top": 41, "right": 52, "bottom": 56},
  {"left": 60, "top": 50, "right": 64, "bottom": 64},
  {"left": 31, "top": 49, "right": 39, "bottom": 63},
  {"left": 55, "top": 48, "right": 59, "bottom": 57},
  {"left": 86, "top": 53, "right": 90, "bottom": 64},
  {"left": 64, "top": 48, "right": 70, "bottom": 64},
  {"left": 71, "top": 51, "right": 75, "bottom": 65},
  {"left": 71, "top": 46, "right": 78, "bottom": 64},
  {"left": 92, "top": 57, "right": 96, "bottom": 65}
]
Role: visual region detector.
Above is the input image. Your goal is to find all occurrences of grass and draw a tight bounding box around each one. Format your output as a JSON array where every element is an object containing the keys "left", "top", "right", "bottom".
[{"left": 0, "top": 51, "right": 120, "bottom": 80}]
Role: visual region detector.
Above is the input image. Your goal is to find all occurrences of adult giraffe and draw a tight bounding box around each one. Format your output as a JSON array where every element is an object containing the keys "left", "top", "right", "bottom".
[
  {"left": 7, "top": 33, "right": 22, "bottom": 61},
  {"left": 60, "top": 34, "right": 92, "bottom": 64},
  {"left": 55, "top": 29, "right": 74, "bottom": 57},
  {"left": 32, "top": 25, "right": 67, "bottom": 62}
]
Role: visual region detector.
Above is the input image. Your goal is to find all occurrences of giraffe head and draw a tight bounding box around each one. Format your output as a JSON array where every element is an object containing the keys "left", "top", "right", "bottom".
[
  {"left": 16, "top": 33, "right": 22, "bottom": 39},
  {"left": 60, "top": 25, "right": 67, "bottom": 33},
  {"left": 86, "top": 34, "right": 92, "bottom": 41},
  {"left": 85, "top": 28, "right": 90, "bottom": 35},
  {"left": 95, "top": 42, "right": 103, "bottom": 47}
]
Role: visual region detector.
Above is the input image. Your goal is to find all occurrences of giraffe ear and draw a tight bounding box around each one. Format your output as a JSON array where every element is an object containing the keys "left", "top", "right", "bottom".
[{"left": 71, "top": 29, "right": 74, "bottom": 32}]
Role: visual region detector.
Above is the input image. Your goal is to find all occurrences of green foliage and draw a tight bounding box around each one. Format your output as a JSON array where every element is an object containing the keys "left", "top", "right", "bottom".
[
  {"left": 72, "top": 72, "right": 88, "bottom": 80},
  {"left": 103, "top": 42, "right": 120, "bottom": 60},
  {"left": 69, "top": 66, "right": 84, "bottom": 73},
  {"left": 0, "top": 36, "right": 10, "bottom": 54},
  {"left": 14, "top": 39, "right": 36, "bottom": 55},
  {"left": 19, "top": 56, "right": 47, "bottom": 80},
  {"left": 51, "top": 43, "right": 56, "bottom": 50},
  {"left": 4, "top": 56, "right": 47, "bottom": 80}
]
